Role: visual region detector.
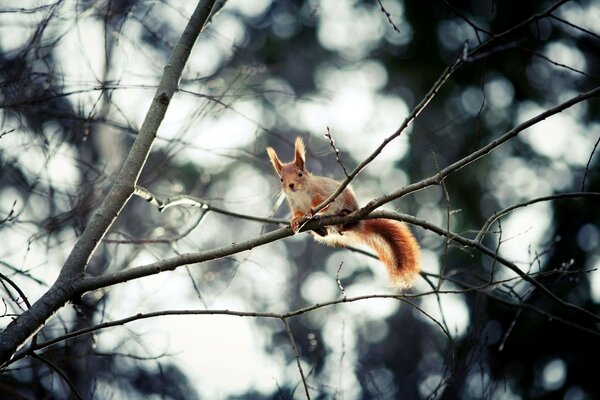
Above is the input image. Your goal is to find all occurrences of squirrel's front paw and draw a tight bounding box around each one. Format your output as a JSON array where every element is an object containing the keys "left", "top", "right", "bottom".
[{"left": 290, "top": 218, "right": 301, "bottom": 233}]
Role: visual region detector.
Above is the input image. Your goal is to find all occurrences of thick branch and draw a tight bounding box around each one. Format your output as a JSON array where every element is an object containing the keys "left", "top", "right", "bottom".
[
  {"left": 74, "top": 196, "right": 600, "bottom": 327},
  {"left": 0, "top": 0, "right": 217, "bottom": 366}
]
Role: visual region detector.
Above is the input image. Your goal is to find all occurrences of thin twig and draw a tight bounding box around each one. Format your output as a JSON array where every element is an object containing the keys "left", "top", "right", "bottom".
[
  {"left": 443, "top": 0, "right": 488, "bottom": 43},
  {"left": 369, "top": 210, "right": 600, "bottom": 324},
  {"left": 476, "top": 192, "right": 600, "bottom": 243},
  {"left": 432, "top": 151, "right": 451, "bottom": 291},
  {"left": 582, "top": 135, "right": 600, "bottom": 191},
  {"left": 281, "top": 318, "right": 311, "bottom": 400},
  {"left": 498, "top": 308, "right": 522, "bottom": 352},
  {"left": 0, "top": 261, "right": 47, "bottom": 286},
  {"left": 489, "top": 219, "right": 503, "bottom": 283},
  {"left": 0, "top": 199, "right": 17, "bottom": 224},
  {"left": 358, "top": 86, "right": 600, "bottom": 215},
  {"left": 469, "top": 0, "right": 570, "bottom": 56},
  {"left": 421, "top": 275, "right": 453, "bottom": 346},
  {"left": 103, "top": 210, "right": 208, "bottom": 245},
  {"left": 30, "top": 353, "right": 84, "bottom": 400},
  {"left": 134, "top": 186, "right": 286, "bottom": 225},
  {"left": 0, "top": 272, "right": 32, "bottom": 309},
  {"left": 311, "top": 43, "right": 469, "bottom": 216},
  {"left": 376, "top": 0, "right": 401, "bottom": 34},
  {"left": 336, "top": 262, "right": 347, "bottom": 299},
  {"left": 550, "top": 14, "right": 600, "bottom": 42},
  {"left": 324, "top": 127, "right": 349, "bottom": 178}
]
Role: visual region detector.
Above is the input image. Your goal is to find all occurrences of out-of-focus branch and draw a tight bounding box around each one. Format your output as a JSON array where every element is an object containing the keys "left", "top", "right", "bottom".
[{"left": 30, "top": 352, "right": 83, "bottom": 400}]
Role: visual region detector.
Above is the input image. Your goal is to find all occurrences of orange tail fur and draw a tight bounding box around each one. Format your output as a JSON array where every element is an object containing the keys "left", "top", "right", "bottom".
[{"left": 345, "top": 219, "right": 420, "bottom": 287}]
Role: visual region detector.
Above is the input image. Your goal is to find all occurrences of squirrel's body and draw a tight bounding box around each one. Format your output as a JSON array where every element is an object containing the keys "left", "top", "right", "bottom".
[{"left": 267, "top": 137, "right": 420, "bottom": 287}]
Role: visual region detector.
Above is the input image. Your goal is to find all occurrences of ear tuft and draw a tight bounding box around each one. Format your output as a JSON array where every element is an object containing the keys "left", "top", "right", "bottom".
[
  {"left": 294, "top": 137, "right": 306, "bottom": 170},
  {"left": 266, "top": 147, "right": 283, "bottom": 174}
]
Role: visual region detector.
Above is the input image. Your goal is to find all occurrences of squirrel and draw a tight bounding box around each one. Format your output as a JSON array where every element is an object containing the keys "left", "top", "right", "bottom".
[{"left": 266, "top": 137, "right": 420, "bottom": 288}]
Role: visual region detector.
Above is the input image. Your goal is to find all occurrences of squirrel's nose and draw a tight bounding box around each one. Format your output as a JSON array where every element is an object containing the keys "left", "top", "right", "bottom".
[{"left": 288, "top": 183, "right": 294, "bottom": 190}]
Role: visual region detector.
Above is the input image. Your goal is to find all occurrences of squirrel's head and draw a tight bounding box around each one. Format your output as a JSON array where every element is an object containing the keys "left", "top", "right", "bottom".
[{"left": 266, "top": 137, "right": 309, "bottom": 194}]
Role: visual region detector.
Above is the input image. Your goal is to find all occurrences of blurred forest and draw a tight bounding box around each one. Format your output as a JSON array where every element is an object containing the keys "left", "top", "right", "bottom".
[{"left": 0, "top": 0, "right": 599, "bottom": 399}]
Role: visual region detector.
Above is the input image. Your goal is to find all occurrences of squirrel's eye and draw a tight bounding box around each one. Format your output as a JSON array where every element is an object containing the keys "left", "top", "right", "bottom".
[
  {"left": 298, "top": 171, "right": 303, "bottom": 177},
  {"left": 280, "top": 177, "right": 283, "bottom": 182}
]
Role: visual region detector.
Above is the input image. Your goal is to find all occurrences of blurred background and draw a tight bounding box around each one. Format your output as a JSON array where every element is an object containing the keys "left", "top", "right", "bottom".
[{"left": 0, "top": 0, "right": 599, "bottom": 398}]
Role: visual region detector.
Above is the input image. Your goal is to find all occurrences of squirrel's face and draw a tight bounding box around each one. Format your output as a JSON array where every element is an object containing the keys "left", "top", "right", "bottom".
[
  {"left": 279, "top": 164, "right": 308, "bottom": 194},
  {"left": 266, "top": 138, "right": 309, "bottom": 195}
]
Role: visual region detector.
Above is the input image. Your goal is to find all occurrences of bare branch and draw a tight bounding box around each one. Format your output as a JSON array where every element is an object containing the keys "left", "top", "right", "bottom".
[
  {"left": 582, "top": 135, "right": 600, "bottom": 191},
  {"left": 550, "top": 13, "right": 600, "bottom": 42},
  {"left": 30, "top": 353, "right": 84, "bottom": 400},
  {"left": 134, "top": 186, "right": 285, "bottom": 225},
  {"left": 498, "top": 308, "right": 521, "bottom": 352},
  {"left": 311, "top": 43, "right": 468, "bottom": 216},
  {"left": 312, "top": 0, "right": 574, "bottom": 218},
  {"left": 359, "top": 86, "right": 600, "bottom": 214},
  {"left": 476, "top": 192, "right": 600, "bottom": 243},
  {"left": 469, "top": 0, "right": 570, "bottom": 56},
  {"left": 0, "top": 272, "right": 32, "bottom": 310},
  {"left": 369, "top": 210, "right": 600, "bottom": 325},
  {"left": 324, "top": 127, "right": 349, "bottom": 178},
  {"left": 0, "top": 0, "right": 219, "bottom": 366},
  {"left": 79, "top": 226, "right": 294, "bottom": 292},
  {"left": 376, "top": 0, "right": 402, "bottom": 35},
  {"left": 76, "top": 190, "right": 599, "bottom": 329},
  {"left": 282, "top": 318, "right": 311, "bottom": 400},
  {"left": 0, "top": 200, "right": 17, "bottom": 224}
]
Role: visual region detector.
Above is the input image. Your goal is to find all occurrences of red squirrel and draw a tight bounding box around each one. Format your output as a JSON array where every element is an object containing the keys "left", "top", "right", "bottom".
[{"left": 267, "top": 137, "right": 420, "bottom": 287}]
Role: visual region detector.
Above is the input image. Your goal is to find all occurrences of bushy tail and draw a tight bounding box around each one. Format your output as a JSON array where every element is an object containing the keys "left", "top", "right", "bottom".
[{"left": 347, "top": 219, "right": 420, "bottom": 287}]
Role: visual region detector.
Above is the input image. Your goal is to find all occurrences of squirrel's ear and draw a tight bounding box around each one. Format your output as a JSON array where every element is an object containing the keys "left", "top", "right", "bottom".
[
  {"left": 266, "top": 147, "right": 283, "bottom": 175},
  {"left": 294, "top": 137, "right": 306, "bottom": 170}
]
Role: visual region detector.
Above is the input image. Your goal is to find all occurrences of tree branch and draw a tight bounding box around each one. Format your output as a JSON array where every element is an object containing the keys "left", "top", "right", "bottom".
[
  {"left": 30, "top": 352, "right": 83, "bottom": 400},
  {"left": 369, "top": 210, "right": 600, "bottom": 324},
  {"left": 358, "top": 86, "right": 600, "bottom": 215},
  {"left": 0, "top": 0, "right": 218, "bottom": 367},
  {"left": 281, "top": 318, "right": 311, "bottom": 399},
  {"left": 311, "top": 0, "right": 573, "bottom": 218},
  {"left": 310, "top": 43, "right": 468, "bottom": 216},
  {"left": 475, "top": 192, "right": 600, "bottom": 242},
  {"left": 134, "top": 186, "right": 286, "bottom": 225}
]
